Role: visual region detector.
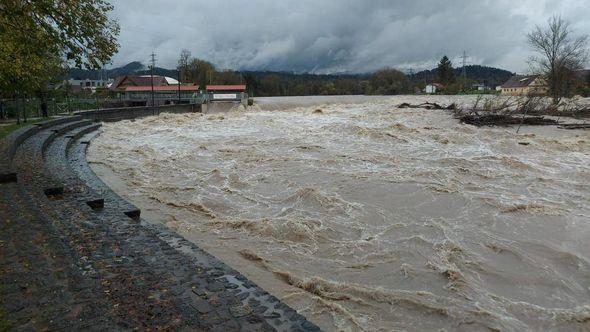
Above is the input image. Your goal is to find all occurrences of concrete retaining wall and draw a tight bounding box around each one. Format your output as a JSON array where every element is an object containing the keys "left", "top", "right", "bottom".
[{"left": 74, "top": 103, "right": 201, "bottom": 122}]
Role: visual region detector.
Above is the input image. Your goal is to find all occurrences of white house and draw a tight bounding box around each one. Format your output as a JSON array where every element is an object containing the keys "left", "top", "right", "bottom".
[
  {"left": 472, "top": 83, "right": 490, "bottom": 91},
  {"left": 67, "top": 78, "right": 113, "bottom": 92},
  {"left": 425, "top": 83, "right": 444, "bottom": 94}
]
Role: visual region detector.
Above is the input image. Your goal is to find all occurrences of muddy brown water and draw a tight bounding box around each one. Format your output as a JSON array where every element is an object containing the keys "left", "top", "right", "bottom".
[{"left": 88, "top": 96, "right": 590, "bottom": 331}]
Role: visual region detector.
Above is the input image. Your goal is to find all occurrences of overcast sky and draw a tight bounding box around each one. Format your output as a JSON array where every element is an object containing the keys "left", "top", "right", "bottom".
[{"left": 108, "top": 0, "right": 590, "bottom": 74}]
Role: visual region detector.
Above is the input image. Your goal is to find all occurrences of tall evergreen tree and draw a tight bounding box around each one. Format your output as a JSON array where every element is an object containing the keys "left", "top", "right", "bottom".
[{"left": 437, "top": 56, "right": 456, "bottom": 85}]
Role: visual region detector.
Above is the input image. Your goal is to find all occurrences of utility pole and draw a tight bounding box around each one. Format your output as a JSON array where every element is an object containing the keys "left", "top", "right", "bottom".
[
  {"left": 150, "top": 51, "right": 156, "bottom": 107},
  {"left": 178, "top": 68, "right": 181, "bottom": 103},
  {"left": 460, "top": 51, "right": 468, "bottom": 91},
  {"left": 460, "top": 51, "right": 468, "bottom": 80}
]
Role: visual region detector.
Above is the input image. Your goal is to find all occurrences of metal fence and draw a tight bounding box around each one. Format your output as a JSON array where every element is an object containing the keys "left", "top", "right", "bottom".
[
  {"left": 0, "top": 98, "right": 68, "bottom": 121},
  {"left": 124, "top": 93, "right": 203, "bottom": 106},
  {"left": 0, "top": 93, "right": 206, "bottom": 121},
  {"left": 0, "top": 97, "right": 134, "bottom": 121}
]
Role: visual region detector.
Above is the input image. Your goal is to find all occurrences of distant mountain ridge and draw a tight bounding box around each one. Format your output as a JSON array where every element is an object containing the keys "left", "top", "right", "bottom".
[
  {"left": 67, "top": 61, "right": 178, "bottom": 80},
  {"left": 66, "top": 62, "right": 514, "bottom": 87}
]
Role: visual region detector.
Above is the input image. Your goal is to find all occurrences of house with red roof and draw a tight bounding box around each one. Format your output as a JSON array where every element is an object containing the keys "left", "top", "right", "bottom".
[{"left": 110, "top": 75, "right": 200, "bottom": 106}]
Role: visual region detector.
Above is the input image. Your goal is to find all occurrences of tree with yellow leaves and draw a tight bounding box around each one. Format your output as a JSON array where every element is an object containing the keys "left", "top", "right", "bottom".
[{"left": 0, "top": 0, "right": 120, "bottom": 96}]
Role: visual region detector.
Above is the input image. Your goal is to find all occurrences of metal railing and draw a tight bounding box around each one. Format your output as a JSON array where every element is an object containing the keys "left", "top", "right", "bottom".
[{"left": 0, "top": 94, "right": 205, "bottom": 122}]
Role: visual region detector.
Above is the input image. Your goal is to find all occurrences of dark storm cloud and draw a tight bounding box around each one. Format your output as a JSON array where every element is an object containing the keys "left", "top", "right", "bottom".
[{"left": 108, "top": 0, "right": 589, "bottom": 73}]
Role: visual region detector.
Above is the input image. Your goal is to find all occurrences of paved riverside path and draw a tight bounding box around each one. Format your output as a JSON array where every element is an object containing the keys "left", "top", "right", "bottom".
[{"left": 0, "top": 117, "right": 320, "bottom": 331}]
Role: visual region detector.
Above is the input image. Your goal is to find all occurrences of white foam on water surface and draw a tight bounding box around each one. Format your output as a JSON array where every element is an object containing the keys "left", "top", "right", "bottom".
[{"left": 89, "top": 95, "right": 590, "bottom": 332}]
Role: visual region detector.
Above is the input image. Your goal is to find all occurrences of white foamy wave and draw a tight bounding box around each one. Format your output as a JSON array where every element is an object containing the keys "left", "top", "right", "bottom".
[{"left": 89, "top": 95, "right": 590, "bottom": 331}]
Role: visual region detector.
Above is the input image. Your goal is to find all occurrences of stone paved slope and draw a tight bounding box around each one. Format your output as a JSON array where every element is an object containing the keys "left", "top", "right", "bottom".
[{"left": 0, "top": 116, "right": 320, "bottom": 331}]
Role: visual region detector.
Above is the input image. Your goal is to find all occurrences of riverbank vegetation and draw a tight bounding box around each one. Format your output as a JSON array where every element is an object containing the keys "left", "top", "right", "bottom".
[
  {"left": 528, "top": 16, "right": 589, "bottom": 105},
  {"left": 0, "top": 0, "right": 119, "bottom": 122},
  {"left": 176, "top": 50, "right": 512, "bottom": 97}
]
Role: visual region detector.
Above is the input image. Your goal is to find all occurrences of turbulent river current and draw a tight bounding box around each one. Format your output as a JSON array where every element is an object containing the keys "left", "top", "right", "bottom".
[{"left": 88, "top": 96, "right": 590, "bottom": 331}]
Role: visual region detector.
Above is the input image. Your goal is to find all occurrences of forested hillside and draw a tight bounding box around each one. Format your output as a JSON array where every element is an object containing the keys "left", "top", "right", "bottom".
[
  {"left": 411, "top": 65, "right": 514, "bottom": 88},
  {"left": 67, "top": 61, "right": 514, "bottom": 96}
]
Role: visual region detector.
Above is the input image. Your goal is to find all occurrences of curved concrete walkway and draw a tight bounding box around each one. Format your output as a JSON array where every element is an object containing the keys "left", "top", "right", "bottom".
[{"left": 0, "top": 115, "right": 320, "bottom": 331}]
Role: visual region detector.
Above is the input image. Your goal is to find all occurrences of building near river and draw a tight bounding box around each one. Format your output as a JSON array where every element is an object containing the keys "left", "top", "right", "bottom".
[
  {"left": 472, "top": 83, "right": 491, "bottom": 91},
  {"left": 122, "top": 85, "right": 200, "bottom": 106},
  {"left": 109, "top": 75, "right": 175, "bottom": 90},
  {"left": 110, "top": 75, "right": 200, "bottom": 106},
  {"left": 500, "top": 75, "right": 547, "bottom": 96},
  {"left": 68, "top": 78, "right": 113, "bottom": 92},
  {"left": 205, "top": 85, "right": 247, "bottom": 102},
  {"left": 88, "top": 77, "right": 250, "bottom": 106},
  {"left": 57, "top": 78, "right": 113, "bottom": 94},
  {"left": 424, "top": 83, "right": 444, "bottom": 94}
]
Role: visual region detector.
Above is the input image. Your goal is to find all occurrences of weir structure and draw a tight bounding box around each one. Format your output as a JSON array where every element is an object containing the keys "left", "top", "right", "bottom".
[{"left": 0, "top": 105, "right": 320, "bottom": 331}]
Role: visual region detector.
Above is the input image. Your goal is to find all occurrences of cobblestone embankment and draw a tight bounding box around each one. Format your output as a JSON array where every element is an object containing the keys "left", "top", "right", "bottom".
[{"left": 0, "top": 113, "right": 320, "bottom": 331}]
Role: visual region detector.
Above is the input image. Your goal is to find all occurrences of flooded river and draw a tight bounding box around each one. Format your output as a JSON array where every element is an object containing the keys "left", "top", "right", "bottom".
[{"left": 88, "top": 96, "right": 590, "bottom": 331}]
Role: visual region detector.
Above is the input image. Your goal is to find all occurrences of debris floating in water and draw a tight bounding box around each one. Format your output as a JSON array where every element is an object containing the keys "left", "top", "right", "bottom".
[
  {"left": 558, "top": 123, "right": 590, "bottom": 130},
  {"left": 459, "top": 114, "right": 559, "bottom": 127},
  {"left": 398, "top": 102, "right": 456, "bottom": 110}
]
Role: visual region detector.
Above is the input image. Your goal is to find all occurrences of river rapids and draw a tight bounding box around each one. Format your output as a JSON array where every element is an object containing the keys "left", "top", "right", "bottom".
[{"left": 88, "top": 96, "right": 590, "bottom": 331}]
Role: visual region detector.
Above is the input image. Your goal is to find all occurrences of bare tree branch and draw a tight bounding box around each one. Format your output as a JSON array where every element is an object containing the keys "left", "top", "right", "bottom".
[{"left": 528, "top": 16, "right": 589, "bottom": 105}]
